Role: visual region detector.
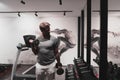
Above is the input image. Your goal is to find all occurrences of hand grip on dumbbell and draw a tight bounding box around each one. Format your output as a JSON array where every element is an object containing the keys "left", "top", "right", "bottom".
[
  {"left": 33, "top": 39, "right": 39, "bottom": 46},
  {"left": 56, "top": 63, "right": 64, "bottom": 75},
  {"left": 29, "top": 39, "right": 39, "bottom": 47}
]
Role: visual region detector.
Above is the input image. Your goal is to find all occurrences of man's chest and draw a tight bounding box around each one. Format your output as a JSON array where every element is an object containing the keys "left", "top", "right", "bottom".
[{"left": 39, "top": 40, "right": 54, "bottom": 48}]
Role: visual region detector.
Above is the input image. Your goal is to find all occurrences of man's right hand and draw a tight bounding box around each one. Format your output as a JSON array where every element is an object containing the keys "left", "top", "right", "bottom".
[
  {"left": 29, "top": 39, "right": 39, "bottom": 47},
  {"left": 55, "top": 62, "right": 62, "bottom": 68},
  {"left": 29, "top": 39, "right": 34, "bottom": 43},
  {"left": 33, "top": 39, "right": 39, "bottom": 46}
]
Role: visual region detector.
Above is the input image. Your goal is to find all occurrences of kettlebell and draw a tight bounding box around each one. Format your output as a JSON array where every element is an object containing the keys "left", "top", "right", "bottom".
[{"left": 57, "top": 67, "right": 64, "bottom": 75}]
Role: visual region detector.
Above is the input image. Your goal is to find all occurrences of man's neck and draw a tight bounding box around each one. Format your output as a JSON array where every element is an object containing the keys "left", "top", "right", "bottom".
[{"left": 43, "top": 34, "right": 50, "bottom": 40}]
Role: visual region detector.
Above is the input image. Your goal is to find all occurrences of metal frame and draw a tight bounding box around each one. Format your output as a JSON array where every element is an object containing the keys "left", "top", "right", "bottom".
[
  {"left": 77, "top": 17, "right": 81, "bottom": 58},
  {"left": 81, "top": 10, "right": 85, "bottom": 59},
  {"left": 11, "top": 43, "right": 36, "bottom": 80},
  {"left": 99, "top": 0, "right": 108, "bottom": 80},
  {"left": 86, "top": 0, "right": 92, "bottom": 67}
]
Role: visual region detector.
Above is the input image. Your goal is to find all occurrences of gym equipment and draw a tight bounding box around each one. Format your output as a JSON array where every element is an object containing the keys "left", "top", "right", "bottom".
[
  {"left": 65, "top": 64, "right": 77, "bottom": 80},
  {"left": 93, "top": 56, "right": 100, "bottom": 65},
  {"left": 107, "top": 61, "right": 120, "bottom": 80},
  {"left": 57, "top": 67, "right": 64, "bottom": 75},
  {"left": 23, "top": 35, "right": 36, "bottom": 47},
  {"left": 0, "top": 66, "right": 6, "bottom": 73},
  {"left": 55, "top": 63, "right": 62, "bottom": 68},
  {"left": 56, "top": 63, "right": 64, "bottom": 75},
  {"left": 11, "top": 35, "right": 36, "bottom": 80},
  {"left": 0, "top": 64, "right": 12, "bottom": 73},
  {"left": 73, "top": 57, "right": 98, "bottom": 80},
  {"left": 74, "top": 58, "right": 87, "bottom": 69},
  {"left": 32, "top": 39, "right": 39, "bottom": 46}
]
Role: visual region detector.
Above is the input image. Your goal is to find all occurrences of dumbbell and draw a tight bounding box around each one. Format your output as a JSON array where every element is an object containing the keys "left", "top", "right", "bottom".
[
  {"left": 67, "top": 76, "right": 75, "bottom": 80},
  {"left": 32, "top": 39, "right": 39, "bottom": 46},
  {"left": 23, "top": 35, "right": 36, "bottom": 47},
  {"left": 28, "top": 39, "right": 39, "bottom": 48},
  {"left": 56, "top": 63, "right": 64, "bottom": 75},
  {"left": 57, "top": 68, "right": 64, "bottom": 75},
  {"left": 93, "top": 56, "right": 100, "bottom": 65}
]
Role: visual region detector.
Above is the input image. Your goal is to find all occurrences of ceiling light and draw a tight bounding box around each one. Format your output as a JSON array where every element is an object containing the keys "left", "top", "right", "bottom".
[
  {"left": 0, "top": 10, "right": 72, "bottom": 17},
  {"left": 21, "top": 0, "right": 25, "bottom": 5},
  {"left": 59, "top": 0, "right": 62, "bottom": 5},
  {"left": 18, "top": 12, "right": 21, "bottom": 17},
  {"left": 63, "top": 11, "right": 66, "bottom": 16},
  {"left": 35, "top": 12, "right": 38, "bottom": 17}
]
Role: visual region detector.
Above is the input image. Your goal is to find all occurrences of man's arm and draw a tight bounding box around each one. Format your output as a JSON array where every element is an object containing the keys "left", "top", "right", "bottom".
[
  {"left": 31, "top": 45, "right": 39, "bottom": 55},
  {"left": 29, "top": 39, "right": 39, "bottom": 55},
  {"left": 53, "top": 37, "right": 62, "bottom": 68},
  {"left": 54, "top": 48, "right": 61, "bottom": 64}
]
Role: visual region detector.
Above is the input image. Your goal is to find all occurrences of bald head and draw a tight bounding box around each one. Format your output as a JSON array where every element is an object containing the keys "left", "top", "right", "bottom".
[
  {"left": 39, "top": 22, "right": 50, "bottom": 32},
  {"left": 39, "top": 22, "right": 50, "bottom": 27}
]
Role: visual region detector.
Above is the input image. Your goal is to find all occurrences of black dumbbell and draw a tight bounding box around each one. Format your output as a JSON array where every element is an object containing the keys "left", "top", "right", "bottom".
[
  {"left": 93, "top": 56, "right": 100, "bottom": 65},
  {"left": 56, "top": 63, "right": 64, "bottom": 75},
  {"left": 32, "top": 39, "right": 39, "bottom": 46},
  {"left": 23, "top": 35, "right": 36, "bottom": 47},
  {"left": 57, "top": 68, "right": 64, "bottom": 75}
]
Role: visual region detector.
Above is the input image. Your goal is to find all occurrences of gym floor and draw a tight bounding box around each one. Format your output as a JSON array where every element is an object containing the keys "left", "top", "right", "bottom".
[{"left": 1, "top": 64, "right": 66, "bottom": 80}]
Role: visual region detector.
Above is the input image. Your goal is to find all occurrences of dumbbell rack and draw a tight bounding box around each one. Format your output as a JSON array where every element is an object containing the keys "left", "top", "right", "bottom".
[
  {"left": 65, "top": 64, "right": 78, "bottom": 80},
  {"left": 73, "top": 58, "right": 98, "bottom": 80}
]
